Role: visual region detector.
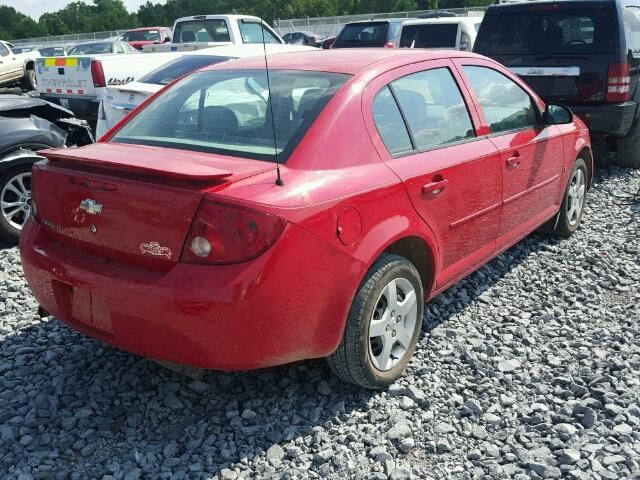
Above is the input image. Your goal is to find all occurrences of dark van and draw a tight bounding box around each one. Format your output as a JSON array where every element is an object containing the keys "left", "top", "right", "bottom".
[{"left": 474, "top": 0, "right": 640, "bottom": 168}]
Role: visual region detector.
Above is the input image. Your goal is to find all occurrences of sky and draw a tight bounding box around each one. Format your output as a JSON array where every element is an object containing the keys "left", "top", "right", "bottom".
[{"left": 3, "top": 0, "right": 166, "bottom": 20}]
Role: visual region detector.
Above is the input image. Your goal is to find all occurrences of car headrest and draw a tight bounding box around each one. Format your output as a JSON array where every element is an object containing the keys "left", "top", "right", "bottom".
[
  {"left": 201, "top": 106, "right": 239, "bottom": 139},
  {"left": 181, "top": 31, "right": 196, "bottom": 43}
]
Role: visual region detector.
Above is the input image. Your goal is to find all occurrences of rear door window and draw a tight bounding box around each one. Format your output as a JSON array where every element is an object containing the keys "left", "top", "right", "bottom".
[
  {"left": 373, "top": 86, "right": 413, "bottom": 155},
  {"left": 475, "top": 9, "right": 616, "bottom": 55},
  {"left": 391, "top": 68, "right": 475, "bottom": 150},
  {"left": 463, "top": 66, "right": 538, "bottom": 133},
  {"left": 334, "top": 22, "right": 390, "bottom": 48},
  {"left": 0, "top": 44, "right": 9, "bottom": 57},
  {"left": 238, "top": 21, "right": 281, "bottom": 44},
  {"left": 400, "top": 24, "right": 459, "bottom": 48}
]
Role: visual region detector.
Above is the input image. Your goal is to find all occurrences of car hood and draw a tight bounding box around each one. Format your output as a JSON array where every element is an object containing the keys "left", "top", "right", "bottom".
[{"left": 0, "top": 95, "right": 75, "bottom": 122}]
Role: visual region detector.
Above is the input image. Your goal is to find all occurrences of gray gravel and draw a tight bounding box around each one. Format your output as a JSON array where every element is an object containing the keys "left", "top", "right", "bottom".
[{"left": 1, "top": 165, "right": 639, "bottom": 480}]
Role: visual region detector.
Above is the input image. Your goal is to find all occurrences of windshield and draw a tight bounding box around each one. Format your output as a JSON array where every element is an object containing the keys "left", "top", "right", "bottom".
[
  {"left": 400, "top": 24, "right": 459, "bottom": 48},
  {"left": 39, "top": 47, "right": 66, "bottom": 56},
  {"left": 123, "top": 30, "right": 161, "bottom": 42},
  {"left": 475, "top": 8, "right": 616, "bottom": 55},
  {"left": 175, "top": 19, "right": 231, "bottom": 43},
  {"left": 334, "top": 22, "right": 391, "bottom": 48},
  {"left": 112, "top": 69, "right": 349, "bottom": 163},
  {"left": 69, "top": 43, "right": 113, "bottom": 55},
  {"left": 138, "top": 55, "right": 233, "bottom": 85}
]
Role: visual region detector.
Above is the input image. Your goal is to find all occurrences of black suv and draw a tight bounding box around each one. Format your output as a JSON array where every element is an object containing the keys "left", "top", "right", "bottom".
[
  {"left": 332, "top": 20, "right": 406, "bottom": 48},
  {"left": 474, "top": 0, "right": 640, "bottom": 168}
]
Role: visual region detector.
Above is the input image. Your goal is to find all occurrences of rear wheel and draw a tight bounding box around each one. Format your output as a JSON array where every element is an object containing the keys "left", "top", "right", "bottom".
[
  {"left": 21, "top": 69, "right": 37, "bottom": 91},
  {"left": 0, "top": 164, "right": 33, "bottom": 243},
  {"left": 553, "top": 158, "right": 588, "bottom": 237},
  {"left": 327, "top": 254, "right": 423, "bottom": 389},
  {"left": 614, "top": 126, "right": 640, "bottom": 169}
]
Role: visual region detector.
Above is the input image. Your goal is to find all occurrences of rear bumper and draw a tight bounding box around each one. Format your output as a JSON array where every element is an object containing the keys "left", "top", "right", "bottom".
[
  {"left": 570, "top": 101, "right": 638, "bottom": 137},
  {"left": 20, "top": 218, "right": 366, "bottom": 370}
]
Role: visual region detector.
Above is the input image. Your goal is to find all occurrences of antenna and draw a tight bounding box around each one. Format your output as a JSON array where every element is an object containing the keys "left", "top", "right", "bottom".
[{"left": 260, "top": 0, "right": 284, "bottom": 187}]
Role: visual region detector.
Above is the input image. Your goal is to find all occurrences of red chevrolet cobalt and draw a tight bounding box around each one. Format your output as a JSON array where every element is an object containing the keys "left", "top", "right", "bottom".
[{"left": 20, "top": 50, "right": 591, "bottom": 388}]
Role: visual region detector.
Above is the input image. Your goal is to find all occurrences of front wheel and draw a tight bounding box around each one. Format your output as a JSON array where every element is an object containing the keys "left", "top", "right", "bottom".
[
  {"left": 0, "top": 164, "right": 33, "bottom": 243},
  {"left": 327, "top": 254, "right": 423, "bottom": 389},
  {"left": 553, "top": 158, "right": 588, "bottom": 237}
]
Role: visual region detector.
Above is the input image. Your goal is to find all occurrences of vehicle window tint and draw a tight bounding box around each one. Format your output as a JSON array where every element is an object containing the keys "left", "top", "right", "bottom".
[
  {"left": 0, "top": 44, "right": 9, "bottom": 57},
  {"left": 624, "top": 6, "right": 640, "bottom": 57},
  {"left": 391, "top": 68, "right": 475, "bottom": 150},
  {"left": 373, "top": 86, "right": 413, "bottom": 155},
  {"left": 175, "top": 20, "right": 231, "bottom": 43},
  {"left": 463, "top": 66, "right": 538, "bottom": 133},
  {"left": 400, "top": 24, "right": 459, "bottom": 48},
  {"left": 112, "top": 70, "right": 349, "bottom": 163},
  {"left": 334, "top": 22, "right": 390, "bottom": 48},
  {"left": 238, "top": 22, "right": 281, "bottom": 44},
  {"left": 475, "top": 9, "right": 616, "bottom": 55}
]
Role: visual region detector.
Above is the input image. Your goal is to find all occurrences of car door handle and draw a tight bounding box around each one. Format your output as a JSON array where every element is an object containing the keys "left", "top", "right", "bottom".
[
  {"left": 421, "top": 178, "right": 448, "bottom": 195},
  {"left": 506, "top": 153, "right": 522, "bottom": 168}
]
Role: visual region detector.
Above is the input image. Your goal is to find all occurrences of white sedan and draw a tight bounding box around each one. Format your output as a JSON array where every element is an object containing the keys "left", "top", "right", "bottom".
[{"left": 96, "top": 43, "right": 313, "bottom": 140}]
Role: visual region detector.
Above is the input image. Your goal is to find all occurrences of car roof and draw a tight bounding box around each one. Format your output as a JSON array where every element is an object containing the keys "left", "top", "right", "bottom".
[
  {"left": 488, "top": 0, "right": 615, "bottom": 11},
  {"left": 71, "top": 40, "right": 119, "bottom": 46},
  {"left": 402, "top": 17, "right": 481, "bottom": 25},
  {"left": 345, "top": 18, "right": 409, "bottom": 26},
  {"left": 203, "top": 49, "right": 484, "bottom": 75},
  {"left": 127, "top": 27, "right": 167, "bottom": 32}
]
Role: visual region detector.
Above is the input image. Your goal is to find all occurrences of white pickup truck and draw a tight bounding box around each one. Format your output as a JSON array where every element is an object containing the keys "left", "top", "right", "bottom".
[
  {"left": 142, "top": 14, "right": 283, "bottom": 53},
  {"left": 0, "top": 40, "right": 40, "bottom": 90},
  {"left": 36, "top": 51, "right": 178, "bottom": 120}
]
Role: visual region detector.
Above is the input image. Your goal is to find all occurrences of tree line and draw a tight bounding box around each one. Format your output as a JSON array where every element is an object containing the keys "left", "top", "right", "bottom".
[{"left": 0, "top": 0, "right": 492, "bottom": 41}]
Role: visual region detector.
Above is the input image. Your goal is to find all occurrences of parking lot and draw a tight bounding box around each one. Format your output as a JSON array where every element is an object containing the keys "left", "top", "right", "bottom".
[{"left": 0, "top": 165, "right": 637, "bottom": 480}]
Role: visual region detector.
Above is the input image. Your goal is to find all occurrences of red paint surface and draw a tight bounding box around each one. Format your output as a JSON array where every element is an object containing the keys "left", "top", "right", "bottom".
[{"left": 20, "top": 51, "right": 592, "bottom": 370}]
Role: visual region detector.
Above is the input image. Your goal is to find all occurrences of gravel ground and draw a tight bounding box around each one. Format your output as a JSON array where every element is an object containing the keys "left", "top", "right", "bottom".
[{"left": 0, "top": 165, "right": 638, "bottom": 480}]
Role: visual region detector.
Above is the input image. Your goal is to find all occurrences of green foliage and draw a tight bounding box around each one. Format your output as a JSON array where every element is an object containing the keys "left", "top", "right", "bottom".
[{"left": 0, "top": 0, "right": 491, "bottom": 41}]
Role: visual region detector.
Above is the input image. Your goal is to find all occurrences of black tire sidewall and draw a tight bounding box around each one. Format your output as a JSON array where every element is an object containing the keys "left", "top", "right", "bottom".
[{"left": 356, "top": 257, "right": 424, "bottom": 387}]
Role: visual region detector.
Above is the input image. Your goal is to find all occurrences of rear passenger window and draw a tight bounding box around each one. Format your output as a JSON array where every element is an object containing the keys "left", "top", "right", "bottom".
[
  {"left": 463, "top": 66, "right": 538, "bottom": 133},
  {"left": 373, "top": 87, "right": 413, "bottom": 155},
  {"left": 391, "top": 68, "right": 475, "bottom": 150}
]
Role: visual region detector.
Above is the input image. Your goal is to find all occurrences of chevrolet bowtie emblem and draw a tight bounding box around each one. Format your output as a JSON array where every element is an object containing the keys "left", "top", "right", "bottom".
[{"left": 79, "top": 199, "right": 103, "bottom": 215}]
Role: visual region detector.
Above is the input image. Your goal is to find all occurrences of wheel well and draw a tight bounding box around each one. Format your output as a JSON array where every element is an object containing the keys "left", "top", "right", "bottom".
[
  {"left": 383, "top": 236, "right": 435, "bottom": 296},
  {"left": 579, "top": 146, "right": 594, "bottom": 189},
  {"left": 25, "top": 61, "right": 34, "bottom": 71}
]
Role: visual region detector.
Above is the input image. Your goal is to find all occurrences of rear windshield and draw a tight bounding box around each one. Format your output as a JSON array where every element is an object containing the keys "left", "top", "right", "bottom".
[
  {"left": 123, "top": 30, "right": 161, "bottom": 42},
  {"left": 475, "top": 8, "right": 616, "bottom": 55},
  {"left": 138, "top": 55, "right": 233, "bottom": 85},
  {"left": 175, "top": 19, "right": 231, "bottom": 43},
  {"left": 400, "top": 24, "right": 459, "bottom": 48},
  {"left": 112, "top": 69, "right": 350, "bottom": 163},
  {"left": 68, "top": 43, "right": 113, "bottom": 55},
  {"left": 334, "top": 22, "right": 392, "bottom": 48}
]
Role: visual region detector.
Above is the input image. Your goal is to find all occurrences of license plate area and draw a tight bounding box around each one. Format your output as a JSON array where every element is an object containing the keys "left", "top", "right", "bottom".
[{"left": 51, "top": 279, "right": 113, "bottom": 334}]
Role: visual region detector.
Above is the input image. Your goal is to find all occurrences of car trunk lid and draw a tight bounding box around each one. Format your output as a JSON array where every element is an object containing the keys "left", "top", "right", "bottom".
[{"left": 33, "top": 143, "right": 275, "bottom": 269}]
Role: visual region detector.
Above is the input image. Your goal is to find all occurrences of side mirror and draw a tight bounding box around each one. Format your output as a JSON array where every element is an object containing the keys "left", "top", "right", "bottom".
[{"left": 544, "top": 103, "right": 573, "bottom": 125}]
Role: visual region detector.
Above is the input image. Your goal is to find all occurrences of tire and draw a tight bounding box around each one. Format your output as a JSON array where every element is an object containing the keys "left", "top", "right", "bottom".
[
  {"left": 614, "top": 126, "right": 640, "bottom": 169},
  {"left": 21, "top": 69, "right": 37, "bottom": 91},
  {"left": 327, "top": 254, "right": 424, "bottom": 389},
  {"left": 0, "top": 164, "right": 33, "bottom": 243},
  {"left": 553, "top": 158, "right": 588, "bottom": 237}
]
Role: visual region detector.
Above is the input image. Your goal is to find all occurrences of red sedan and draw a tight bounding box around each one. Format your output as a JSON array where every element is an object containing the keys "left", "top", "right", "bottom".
[{"left": 20, "top": 50, "right": 591, "bottom": 388}]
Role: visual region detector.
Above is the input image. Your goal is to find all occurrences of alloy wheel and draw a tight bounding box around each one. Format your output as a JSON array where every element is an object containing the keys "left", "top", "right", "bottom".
[
  {"left": 1, "top": 172, "right": 32, "bottom": 231},
  {"left": 368, "top": 277, "right": 418, "bottom": 371},
  {"left": 567, "top": 168, "right": 586, "bottom": 226}
]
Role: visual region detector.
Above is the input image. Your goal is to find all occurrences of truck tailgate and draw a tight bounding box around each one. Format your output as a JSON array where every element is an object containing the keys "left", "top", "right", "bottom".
[{"left": 36, "top": 57, "right": 97, "bottom": 98}]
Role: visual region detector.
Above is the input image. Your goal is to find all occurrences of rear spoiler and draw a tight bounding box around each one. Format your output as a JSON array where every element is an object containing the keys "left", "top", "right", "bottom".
[{"left": 42, "top": 145, "right": 233, "bottom": 181}]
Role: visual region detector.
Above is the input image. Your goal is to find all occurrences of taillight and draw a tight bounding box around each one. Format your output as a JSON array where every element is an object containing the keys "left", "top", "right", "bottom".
[
  {"left": 91, "top": 60, "right": 106, "bottom": 88},
  {"left": 181, "top": 199, "right": 286, "bottom": 265},
  {"left": 384, "top": 41, "right": 395, "bottom": 48},
  {"left": 607, "top": 63, "right": 630, "bottom": 102}
]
